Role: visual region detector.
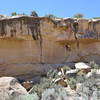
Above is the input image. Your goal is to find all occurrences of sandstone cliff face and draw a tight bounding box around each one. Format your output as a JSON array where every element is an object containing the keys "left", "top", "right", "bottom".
[
  {"left": 0, "top": 16, "right": 100, "bottom": 78},
  {"left": 40, "top": 18, "right": 100, "bottom": 64}
]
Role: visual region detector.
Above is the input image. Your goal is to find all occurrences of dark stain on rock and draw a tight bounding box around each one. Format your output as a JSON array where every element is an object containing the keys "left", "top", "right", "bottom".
[{"left": 0, "top": 20, "right": 6, "bottom": 36}]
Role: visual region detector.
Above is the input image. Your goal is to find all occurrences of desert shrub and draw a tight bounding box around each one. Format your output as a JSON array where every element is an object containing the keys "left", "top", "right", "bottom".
[
  {"left": 76, "top": 75, "right": 85, "bottom": 84},
  {"left": 13, "top": 93, "right": 39, "bottom": 100},
  {"left": 77, "top": 76, "right": 100, "bottom": 100},
  {"left": 76, "top": 71, "right": 86, "bottom": 83},
  {"left": 47, "top": 69, "right": 58, "bottom": 79},
  {"left": 47, "top": 66, "right": 72, "bottom": 79},
  {"left": 29, "top": 78, "right": 61, "bottom": 98},
  {"left": 67, "top": 77, "right": 77, "bottom": 90},
  {"left": 62, "top": 65, "right": 71, "bottom": 73},
  {"left": 41, "top": 87, "right": 70, "bottom": 100},
  {"left": 89, "top": 61, "right": 100, "bottom": 69}
]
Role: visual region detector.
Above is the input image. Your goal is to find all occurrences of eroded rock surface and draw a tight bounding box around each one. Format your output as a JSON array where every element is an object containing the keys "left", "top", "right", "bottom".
[{"left": 0, "top": 16, "right": 100, "bottom": 78}]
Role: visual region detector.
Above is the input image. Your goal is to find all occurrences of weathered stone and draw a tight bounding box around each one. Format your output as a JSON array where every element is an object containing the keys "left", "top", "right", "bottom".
[
  {"left": 0, "top": 16, "right": 100, "bottom": 78},
  {"left": 75, "top": 62, "right": 91, "bottom": 70},
  {"left": 0, "top": 77, "right": 28, "bottom": 100}
]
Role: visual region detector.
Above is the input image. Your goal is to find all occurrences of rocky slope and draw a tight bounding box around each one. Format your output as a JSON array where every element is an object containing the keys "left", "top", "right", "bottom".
[{"left": 0, "top": 16, "right": 100, "bottom": 78}]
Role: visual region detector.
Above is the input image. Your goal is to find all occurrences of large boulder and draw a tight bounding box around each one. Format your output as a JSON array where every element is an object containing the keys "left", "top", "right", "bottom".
[{"left": 0, "top": 77, "right": 28, "bottom": 100}]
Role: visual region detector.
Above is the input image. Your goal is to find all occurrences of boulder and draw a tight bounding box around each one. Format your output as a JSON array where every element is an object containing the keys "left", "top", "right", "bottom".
[
  {"left": 75, "top": 62, "right": 91, "bottom": 70},
  {"left": 0, "top": 77, "right": 28, "bottom": 100}
]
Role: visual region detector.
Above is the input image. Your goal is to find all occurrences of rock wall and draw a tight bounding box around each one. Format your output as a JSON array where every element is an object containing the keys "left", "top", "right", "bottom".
[
  {"left": 40, "top": 18, "right": 100, "bottom": 64},
  {"left": 0, "top": 16, "right": 100, "bottom": 78}
]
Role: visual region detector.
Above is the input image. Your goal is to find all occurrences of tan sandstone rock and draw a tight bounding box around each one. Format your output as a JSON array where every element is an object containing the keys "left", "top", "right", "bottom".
[{"left": 0, "top": 16, "right": 100, "bottom": 78}]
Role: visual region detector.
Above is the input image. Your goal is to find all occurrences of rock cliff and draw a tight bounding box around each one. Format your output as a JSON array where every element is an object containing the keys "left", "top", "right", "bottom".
[{"left": 0, "top": 16, "right": 100, "bottom": 78}]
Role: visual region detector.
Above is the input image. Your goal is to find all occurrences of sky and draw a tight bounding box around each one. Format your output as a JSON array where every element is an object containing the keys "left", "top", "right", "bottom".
[{"left": 0, "top": 0, "right": 100, "bottom": 18}]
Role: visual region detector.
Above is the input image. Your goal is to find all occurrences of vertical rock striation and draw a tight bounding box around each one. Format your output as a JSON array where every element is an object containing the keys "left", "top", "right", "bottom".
[{"left": 0, "top": 16, "right": 100, "bottom": 77}]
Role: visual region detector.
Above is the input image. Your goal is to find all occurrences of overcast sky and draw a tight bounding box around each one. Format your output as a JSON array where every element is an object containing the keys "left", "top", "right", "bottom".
[{"left": 0, "top": 0, "right": 100, "bottom": 18}]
